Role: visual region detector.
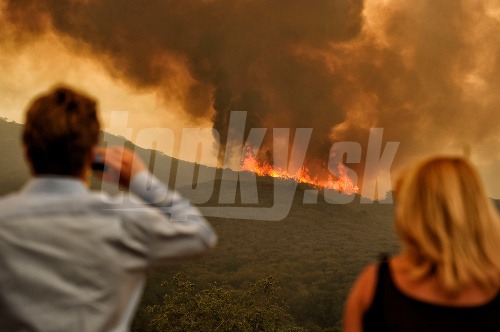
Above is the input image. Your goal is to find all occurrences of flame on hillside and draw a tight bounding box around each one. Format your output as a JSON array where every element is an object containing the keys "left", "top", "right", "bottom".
[{"left": 241, "top": 148, "right": 359, "bottom": 195}]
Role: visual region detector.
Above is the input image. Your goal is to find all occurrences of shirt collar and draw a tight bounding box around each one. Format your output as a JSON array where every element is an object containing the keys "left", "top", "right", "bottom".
[{"left": 21, "top": 176, "right": 88, "bottom": 195}]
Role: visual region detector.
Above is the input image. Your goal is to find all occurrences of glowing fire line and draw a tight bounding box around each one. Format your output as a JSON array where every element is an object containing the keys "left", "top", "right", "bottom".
[{"left": 241, "top": 149, "right": 359, "bottom": 195}]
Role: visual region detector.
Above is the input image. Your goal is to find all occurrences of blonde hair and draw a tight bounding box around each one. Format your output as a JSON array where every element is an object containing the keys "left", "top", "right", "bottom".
[{"left": 395, "top": 156, "right": 500, "bottom": 295}]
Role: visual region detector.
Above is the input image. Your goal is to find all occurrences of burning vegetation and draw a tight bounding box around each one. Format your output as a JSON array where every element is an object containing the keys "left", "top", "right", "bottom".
[{"left": 241, "top": 147, "right": 358, "bottom": 195}]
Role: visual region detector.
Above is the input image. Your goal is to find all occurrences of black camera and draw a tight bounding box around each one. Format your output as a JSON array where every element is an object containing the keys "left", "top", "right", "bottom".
[{"left": 91, "top": 152, "right": 107, "bottom": 171}]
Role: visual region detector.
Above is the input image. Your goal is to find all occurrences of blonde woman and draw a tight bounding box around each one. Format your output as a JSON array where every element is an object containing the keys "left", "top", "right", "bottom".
[{"left": 344, "top": 156, "right": 500, "bottom": 331}]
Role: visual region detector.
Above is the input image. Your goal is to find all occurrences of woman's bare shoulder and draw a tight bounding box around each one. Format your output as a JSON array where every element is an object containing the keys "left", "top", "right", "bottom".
[
  {"left": 353, "top": 263, "right": 379, "bottom": 308},
  {"left": 343, "top": 263, "right": 380, "bottom": 332}
]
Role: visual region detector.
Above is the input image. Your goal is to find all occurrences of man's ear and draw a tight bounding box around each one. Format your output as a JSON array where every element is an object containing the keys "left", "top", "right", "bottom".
[
  {"left": 77, "top": 149, "right": 96, "bottom": 184},
  {"left": 22, "top": 145, "right": 35, "bottom": 175}
]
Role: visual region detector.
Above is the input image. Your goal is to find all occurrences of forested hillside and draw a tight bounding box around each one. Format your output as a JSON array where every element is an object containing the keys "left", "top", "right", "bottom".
[{"left": 133, "top": 178, "right": 398, "bottom": 331}]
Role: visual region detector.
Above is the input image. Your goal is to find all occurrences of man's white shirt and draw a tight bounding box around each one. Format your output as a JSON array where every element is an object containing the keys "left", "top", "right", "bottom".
[{"left": 0, "top": 171, "right": 217, "bottom": 331}]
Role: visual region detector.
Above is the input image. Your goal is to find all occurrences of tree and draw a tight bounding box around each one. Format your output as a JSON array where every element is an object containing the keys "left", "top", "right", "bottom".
[{"left": 143, "top": 274, "right": 305, "bottom": 332}]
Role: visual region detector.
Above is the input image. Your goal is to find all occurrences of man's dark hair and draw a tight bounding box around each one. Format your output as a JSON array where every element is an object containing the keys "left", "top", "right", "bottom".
[{"left": 23, "top": 86, "right": 101, "bottom": 176}]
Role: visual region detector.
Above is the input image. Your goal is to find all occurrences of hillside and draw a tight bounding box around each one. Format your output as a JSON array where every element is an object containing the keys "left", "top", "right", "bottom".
[
  {"left": 0, "top": 119, "right": 30, "bottom": 193},
  {"left": 143, "top": 182, "right": 398, "bottom": 331}
]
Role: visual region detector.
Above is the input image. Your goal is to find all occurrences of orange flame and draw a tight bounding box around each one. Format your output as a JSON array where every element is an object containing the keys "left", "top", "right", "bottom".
[{"left": 241, "top": 148, "right": 359, "bottom": 195}]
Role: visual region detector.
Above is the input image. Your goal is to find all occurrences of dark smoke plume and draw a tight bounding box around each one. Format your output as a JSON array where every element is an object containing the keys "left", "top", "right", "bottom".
[{"left": 4, "top": 0, "right": 500, "bottom": 188}]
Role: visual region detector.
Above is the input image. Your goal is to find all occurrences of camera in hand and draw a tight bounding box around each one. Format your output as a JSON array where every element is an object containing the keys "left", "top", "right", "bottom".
[{"left": 92, "top": 153, "right": 107, "bottom": 171}]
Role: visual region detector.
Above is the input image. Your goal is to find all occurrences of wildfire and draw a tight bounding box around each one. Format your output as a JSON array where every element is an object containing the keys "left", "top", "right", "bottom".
[{"left": 241, "top": 149, "right": 359, "bottom": 195}]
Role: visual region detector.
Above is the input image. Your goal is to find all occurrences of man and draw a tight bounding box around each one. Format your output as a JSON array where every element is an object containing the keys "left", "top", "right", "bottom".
[{"left": 0, "top": 86, "right": 217, "bottom": 331}]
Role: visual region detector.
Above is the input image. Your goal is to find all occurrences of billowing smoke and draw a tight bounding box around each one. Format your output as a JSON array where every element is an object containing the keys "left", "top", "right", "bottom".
[{"left": 4, "top": 0, "right": 500, "bottom": 190}]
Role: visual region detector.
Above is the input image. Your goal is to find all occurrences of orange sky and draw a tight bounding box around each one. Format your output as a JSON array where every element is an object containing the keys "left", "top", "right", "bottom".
[{"left": 1, "top": 0, "right": 500, "bottom": 197}]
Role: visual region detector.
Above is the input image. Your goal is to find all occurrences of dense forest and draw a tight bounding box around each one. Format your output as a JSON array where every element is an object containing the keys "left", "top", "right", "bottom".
[
  {"left": 131, "top": 180, "right": 398, "bottom": 331},
  {"left": 2, "top": 119, "right": 495, "bottom": 331}
]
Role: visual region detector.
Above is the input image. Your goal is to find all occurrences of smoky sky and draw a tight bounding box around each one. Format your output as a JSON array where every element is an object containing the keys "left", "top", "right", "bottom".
[{"left": 4, "top": 0, "right": 500, "bottom": 183}]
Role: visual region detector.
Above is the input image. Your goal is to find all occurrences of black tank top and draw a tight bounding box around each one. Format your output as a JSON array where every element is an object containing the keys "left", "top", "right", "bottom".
[{"left": 363, "top": 259, "right": 500, "bottom": 331}]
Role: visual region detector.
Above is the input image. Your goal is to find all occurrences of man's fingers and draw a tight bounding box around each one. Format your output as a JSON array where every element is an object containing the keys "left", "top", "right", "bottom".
[
  {"left": 93, "top": 147, "right": 143, "bottom": 188},
  {"left": 102, "top": 149, "right": 125, "bottom": 168}
]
